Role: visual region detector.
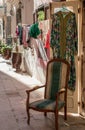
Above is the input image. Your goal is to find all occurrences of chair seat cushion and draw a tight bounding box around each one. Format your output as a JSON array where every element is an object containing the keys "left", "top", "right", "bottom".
[{"left": 29, "top": 99, "right": 65, "bottom": 111}]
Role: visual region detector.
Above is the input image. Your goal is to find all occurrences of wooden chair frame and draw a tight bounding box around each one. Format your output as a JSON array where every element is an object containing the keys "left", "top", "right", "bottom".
[{"left": 26, "top": 58, "right": 70, "bottom": 130}]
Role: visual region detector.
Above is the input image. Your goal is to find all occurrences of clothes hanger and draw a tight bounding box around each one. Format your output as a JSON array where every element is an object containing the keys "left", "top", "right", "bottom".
[
  {"left": 60, "top": 3, "right": 70, "bottom": 12},
  {"left": 54, "top": 3, "right": 70, "bottom": 14}
]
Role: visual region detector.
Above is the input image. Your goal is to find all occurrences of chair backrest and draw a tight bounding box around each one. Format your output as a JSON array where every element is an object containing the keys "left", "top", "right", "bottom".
[{"left": 45, "top": 58, "right": 70, "bottom": 100}]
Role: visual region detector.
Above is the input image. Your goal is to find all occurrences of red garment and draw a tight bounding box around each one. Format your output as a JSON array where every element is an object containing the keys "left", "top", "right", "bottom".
[
  {"left": 16, "top": 26, "right": 19, "bottom": 36},
  {"left": 44, "top": 30, "right": 50, "bottom": 49},
  {"left": 44, "top": 30, "right": 50, "bottom": 59}
]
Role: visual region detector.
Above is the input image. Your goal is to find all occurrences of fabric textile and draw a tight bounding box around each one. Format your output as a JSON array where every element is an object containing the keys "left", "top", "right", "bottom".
[
  {"left": 46, "top": 61, "right": 67, "bottom": 99},
  {"left": 29, "top": 99, "right": 65, "bottom": 110},
  {"left": 44, "top": 29, "right": 50, "bottom": 59},
  {"left": 18, "top": 25, "right": 23, "bottom": 45},
  {"left": 50, "top": 11, "right": 78, "bottom": 91},
  {"left": 29, "top": 23, "right": 40, "bottom": 39}
]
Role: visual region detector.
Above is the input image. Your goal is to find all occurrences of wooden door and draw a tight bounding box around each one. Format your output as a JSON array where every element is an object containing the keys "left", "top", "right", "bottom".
[
  {"left": 49, "top": 0, "right": 82, "bottom": 113},
  {"left": 81, "top": 1, "right": 85, "bottom": 117}
]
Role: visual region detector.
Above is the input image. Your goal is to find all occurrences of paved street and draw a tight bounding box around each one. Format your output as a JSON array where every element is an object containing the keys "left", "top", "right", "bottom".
[{"left": 0, "top": 55, "right": 85, "bottom": 130}]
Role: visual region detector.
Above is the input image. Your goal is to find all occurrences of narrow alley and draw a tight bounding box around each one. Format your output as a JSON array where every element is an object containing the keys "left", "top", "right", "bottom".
[
  {"left": 0, "top": 0, "right": 85, "bottom": 130},
  {"left": 0, "top": 55, "right": 85, "bottom": 130}
]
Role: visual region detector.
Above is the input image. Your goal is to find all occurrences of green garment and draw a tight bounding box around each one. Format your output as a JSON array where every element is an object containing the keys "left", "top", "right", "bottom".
[
  {"left": 29, "top": 23, "right": 40, "bottom": 38},
  {"left": 50, "top": 11, "right": 78, "bottom": 91}
]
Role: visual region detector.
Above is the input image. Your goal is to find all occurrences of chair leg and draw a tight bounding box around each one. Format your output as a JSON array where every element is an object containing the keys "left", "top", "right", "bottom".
[
  {"left": 44, "top": 112, "right": 47, "bottom": 117},
  {"left": 27, "top": 109, "right": 30, "bottom": 124},
  {"left": 26, "top": 98, "right": 30, "bottom": 124},
  {"left": 55, "top": 110, "right": 58, "bottom": 130},
  {"left": 64, "top": 105, "right": 67, "bottom": 120}
]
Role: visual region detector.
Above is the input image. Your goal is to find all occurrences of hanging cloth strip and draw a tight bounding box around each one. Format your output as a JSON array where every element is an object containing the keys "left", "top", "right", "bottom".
[{"left": 36, "top": 39, "right": 49, "bottom": 62}]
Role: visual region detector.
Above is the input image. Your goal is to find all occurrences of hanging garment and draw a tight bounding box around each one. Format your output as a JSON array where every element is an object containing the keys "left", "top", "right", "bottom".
[
  {"left": 16, "top": 26, "right": 19, "bottom": 36},
  {"left": 50, "top": 11, "right": 78, "bottom": 91},
  {"left": 18, "top": 25, "right": 23, "bottom": 45},
  {"left": 22, "top": 26, "right": 26, "bottom": 45},
  {"left": 29, "top": 23, "right": 40, "bottom": 39},
  {"left": 44, "top": 29, "right": 50, "bottom": 59},
  {"left": 36, "top": 39, "right": 48, "bottom": 61},
  {"left": 26, "top": 26, "right": 30, "bottom": 43}
]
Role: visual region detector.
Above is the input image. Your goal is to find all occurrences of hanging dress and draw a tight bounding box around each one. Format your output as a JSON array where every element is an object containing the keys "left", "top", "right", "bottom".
[{"left": 50, "top": 11, "right": 78, "bottom": 91}]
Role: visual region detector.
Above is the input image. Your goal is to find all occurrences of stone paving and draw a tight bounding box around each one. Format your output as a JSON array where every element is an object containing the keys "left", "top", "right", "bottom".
[{"left": 0, "top": 55, "right": 85, "bottom": 130}]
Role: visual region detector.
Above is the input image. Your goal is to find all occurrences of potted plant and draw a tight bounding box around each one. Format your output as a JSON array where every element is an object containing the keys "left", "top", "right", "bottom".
[{"left": 1, "top": 44, "right": 12, "bottom": 59}]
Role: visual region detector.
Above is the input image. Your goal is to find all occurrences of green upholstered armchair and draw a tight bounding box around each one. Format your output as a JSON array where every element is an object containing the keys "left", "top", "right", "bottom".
[{"left": 26, "top": 58, "right": 70, "bottom": 130}]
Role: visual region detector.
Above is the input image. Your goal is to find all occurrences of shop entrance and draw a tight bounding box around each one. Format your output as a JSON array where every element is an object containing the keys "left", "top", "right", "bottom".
[{"left": 49, "top": 0, "right": 82, "bottom": 114}]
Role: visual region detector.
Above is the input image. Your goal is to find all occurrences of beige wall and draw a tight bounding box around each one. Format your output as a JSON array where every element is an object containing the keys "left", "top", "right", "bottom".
[
  {"left": 6, "top": 0, "right": 34, "bottom": 37},
  {"left": 34, "top": 0, "right": 52, "bottom": 10},
  {"left": 0, "top": 18, "right": 3, "bottom": 39},
  {"left": 22, "top": 0, "right": 34, "bottom": 25},
  {"left": 11, "top": 14, "right": 16, "bottom": 37}
]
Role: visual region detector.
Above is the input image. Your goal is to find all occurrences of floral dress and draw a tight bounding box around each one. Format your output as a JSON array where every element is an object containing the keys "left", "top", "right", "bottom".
[{"left": 50, "top": 11, "right": 78, "bottom": 91}]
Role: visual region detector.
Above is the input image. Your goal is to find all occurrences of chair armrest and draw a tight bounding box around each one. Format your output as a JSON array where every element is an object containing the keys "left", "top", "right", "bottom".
[
  {"left": 55, "top": 88, "right": 66, "bottom": 103},
  {"left": 26, "top": 85, "right": 45, "bottom": 104},
  {"left": 58, "top": 88, "right": 66, "bottom": 94},
  {"left": 26, "top": 85, "right": 45, "bottom": 94}
]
